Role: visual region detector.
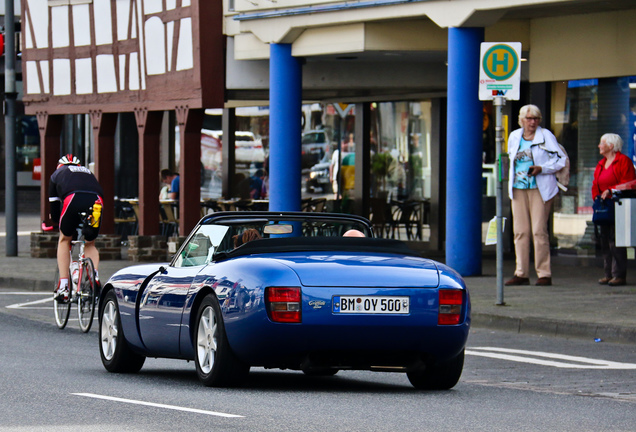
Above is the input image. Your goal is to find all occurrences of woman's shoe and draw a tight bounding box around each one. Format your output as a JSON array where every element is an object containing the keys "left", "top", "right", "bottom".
[
  {"left": 505, "top": 276, "right": 530, "bottom": 286},
  {"left": 608, "top": 278, "right": 626, "bottom": 286},
  {"left": 535, "top": 277, "right": 552, "bottom": 286}
]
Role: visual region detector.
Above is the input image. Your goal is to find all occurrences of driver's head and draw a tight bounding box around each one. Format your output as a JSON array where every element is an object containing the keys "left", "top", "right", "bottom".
[{"left": 343, "top": 229, "right": 365, "bottom": 238}]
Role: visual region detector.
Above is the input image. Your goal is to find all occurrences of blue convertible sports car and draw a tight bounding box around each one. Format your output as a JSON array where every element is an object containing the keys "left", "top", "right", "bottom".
[{"left": 98, "top": 212, "right": 470, "bottom": 389}]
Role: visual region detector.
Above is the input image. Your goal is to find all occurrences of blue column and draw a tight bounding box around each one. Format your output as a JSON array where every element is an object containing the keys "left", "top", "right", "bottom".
[
  {"left": 269, "top": 43, "right": 302, "bottom": 212},
  {"left": 446, "top": 27, "right": 484, "bottom": 276}
]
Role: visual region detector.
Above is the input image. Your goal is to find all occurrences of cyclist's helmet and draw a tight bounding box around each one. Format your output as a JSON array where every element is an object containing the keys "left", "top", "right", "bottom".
[{"left": 57, "top": 154, "right": 80, "bottom": 169}]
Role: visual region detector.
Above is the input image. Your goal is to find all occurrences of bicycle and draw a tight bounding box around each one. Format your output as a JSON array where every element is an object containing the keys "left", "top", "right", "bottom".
[{"left": 53, "top": 211, "right": 99, "bottom": 332}]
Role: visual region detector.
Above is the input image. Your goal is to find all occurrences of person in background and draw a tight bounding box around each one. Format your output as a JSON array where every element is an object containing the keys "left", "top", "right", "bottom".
[
  {"left": 49, "top": 154, "right": 104, "bottom": 301},
  {"left": 505, "top": 104, "right": 567, "bottom": 287},
  {"left": 160, "top": 169, "right": 180, "bottom": 200},
  {"left": 329, "top": 143, "right": 341, "bottom": 199},
  {"left": 592, "top": 133, "right": 636, "bottom": 287},
  {"left": 249, "top": 169, "right": 264, "bottom": 199},
  {"left": 233, "top": 229, "right": 262, "bottom": 248}
]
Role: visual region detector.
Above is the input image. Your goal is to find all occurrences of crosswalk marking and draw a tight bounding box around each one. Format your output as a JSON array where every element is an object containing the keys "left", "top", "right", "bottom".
[
  {"left": 73, "top": 393, "right": 244, "bottom": 418},
  {"left": 467, "top": 347, "right": 636, "bottom": 369}
]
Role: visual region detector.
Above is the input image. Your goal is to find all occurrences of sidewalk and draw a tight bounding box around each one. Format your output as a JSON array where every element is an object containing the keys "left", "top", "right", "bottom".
[{"left": 1, "top": 213, "right": 635, "bottom": 344}]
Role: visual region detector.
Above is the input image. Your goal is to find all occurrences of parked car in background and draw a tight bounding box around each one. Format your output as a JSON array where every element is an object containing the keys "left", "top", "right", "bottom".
[
  {"left": 98, "top": 212, "right": 470, "bottom": 390},
  {"left": 201, "top": 130, "right": 265, "bottom": 165},
  {"left": 302, "top": 129, "right": 330, "bottom": 169},
  {"left": 306, "top": 152, "right": 332, "bottom": 194}
]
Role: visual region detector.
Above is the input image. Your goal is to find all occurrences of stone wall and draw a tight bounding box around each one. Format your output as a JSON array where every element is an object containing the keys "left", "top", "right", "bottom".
[
  {"left": 31, "top": 232, "right": 58, "bottom": 258},
  {"left": 31, "top": 232, "right": 123, "bottom": 259},
  {"left": 30, "top": 232, "right": 186, "bottom": 262},
  {"left": 127, "top": 235, "right": 186, "bottom": 262}
]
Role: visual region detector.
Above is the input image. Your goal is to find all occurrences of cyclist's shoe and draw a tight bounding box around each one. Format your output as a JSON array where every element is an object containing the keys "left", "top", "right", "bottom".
[
  {"left": 54, "top": 282, "right": 70, "bottom": 302},
  {"left": 94, "top": 278, "right": 102, "bottom": 297}
]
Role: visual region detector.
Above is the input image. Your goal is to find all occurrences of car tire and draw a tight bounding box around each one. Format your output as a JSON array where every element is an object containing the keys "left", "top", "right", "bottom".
[
  {"left": 406, "top": 350, "right": 464, "bottom": 390},
  {"left": 99, "top": 290, "right": 146, "bottom": 373},
  {"left": 194, "top": 294, "right": 250, "bottom": 387}
]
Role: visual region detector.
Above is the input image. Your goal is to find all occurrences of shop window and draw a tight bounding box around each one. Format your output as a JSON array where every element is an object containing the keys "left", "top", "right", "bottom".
[{"left": 550, "top": 76, "right": 635, "bottom": 250}]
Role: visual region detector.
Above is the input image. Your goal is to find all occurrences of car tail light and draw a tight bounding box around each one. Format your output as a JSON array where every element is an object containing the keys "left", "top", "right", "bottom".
[
  {"left": 266, "top": 287, "right": 302, "bottom": 323},
  {"left": 438, "top": 289, "right": 464, "bottom": 325}
]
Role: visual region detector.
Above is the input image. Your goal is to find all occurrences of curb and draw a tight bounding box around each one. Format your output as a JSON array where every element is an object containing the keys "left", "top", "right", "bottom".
[
  {"left": 472, "top": 313, "right": 636, "bottom": 345},
  {"left": 0, "top": 277, "right": 51, "bottom": 292}
]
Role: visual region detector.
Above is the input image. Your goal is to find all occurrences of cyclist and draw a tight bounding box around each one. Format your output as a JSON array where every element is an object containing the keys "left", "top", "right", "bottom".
[{"left": 50, "top": 154, "right": 104, "bottom": 301}]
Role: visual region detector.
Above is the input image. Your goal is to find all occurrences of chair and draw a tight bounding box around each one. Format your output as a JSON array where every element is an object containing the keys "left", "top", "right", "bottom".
[
  {"left": 201, "top": 199, "right": 221, "bottom": 217},
  {"left": 114, "top": 199, "right": 138, "bottom": 240},
  {"left": 160, "top": 202, "right": 179, "bottom": 237},
  {"left": 389, "top": 200, "right": 422, "bottom": 240},
  {"left": 234, "top": 199, "right": 253, "bottom": 211},
  {"left": 311, "top": 198, "right": 327, "bottom": 212},
  {"left": 369, "top": 198, "right": 392, "bottom": 238},
  {"left": 301, "top": 197, "right": 313, "bottom": 212}
]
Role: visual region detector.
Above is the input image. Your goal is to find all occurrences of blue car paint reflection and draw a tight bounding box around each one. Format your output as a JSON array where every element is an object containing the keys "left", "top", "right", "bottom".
[{"left": 100, "top": 212, "right": 470, "bottom": 389}]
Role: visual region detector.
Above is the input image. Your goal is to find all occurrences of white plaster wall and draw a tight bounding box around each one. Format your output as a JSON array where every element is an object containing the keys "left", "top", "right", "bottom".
[
  {"left": 53, "top": 59, "right": 71, "bottom": 95},
  {"left": 24, "top": 0, "right": 49, "bottom": 49},
  {"left": 166, "top": 20, "right": 174, "bottom": 71},
  {"left": 118, "top": 54, "right": 127, "bottom": 90},
  {"left": 75, "top": 58, "right": 93, "bottom": 94},
  {"left": 144, "top": 0, "right": 162, "bottom": 14},
  {"left": 115, "top": 0, "right": 132, "bottom": 41},
  {"left": 145, "top": 16, "right": 166, "bottom": 75},
  {"left": 96, "top": 54, "right": 118, "bottom": 92},
  {"left": 72, "top": 4, "right": 91, "bottom": 46},
  {"left": 94, "top": 0, "right": 113, "bottom": 45},
  {"left": 129, "top": 52, "right": 141, "bottom": 90},
  {"left": 176, "top": 17, "right": 193, "bottom": 71},
  {"left": 25, "top": 61, "right": 41, "bottom": 93},
  {"left": 51, "top": 6, "right": 70, "bottom": 48}
]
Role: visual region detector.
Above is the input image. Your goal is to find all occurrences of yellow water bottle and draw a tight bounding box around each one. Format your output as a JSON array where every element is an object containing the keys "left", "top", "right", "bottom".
[{"left": 91, "top": 202, "right": 102, "bottom": 227}]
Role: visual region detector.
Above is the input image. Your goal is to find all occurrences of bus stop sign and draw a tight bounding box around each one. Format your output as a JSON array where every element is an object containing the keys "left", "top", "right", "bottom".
[{"left": 479, "top": 42, "right": 521, "bottom": 101}]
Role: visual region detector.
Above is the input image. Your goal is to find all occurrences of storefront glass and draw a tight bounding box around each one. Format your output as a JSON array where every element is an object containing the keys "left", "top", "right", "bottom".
[
  {"left": 550, "top": 76, "right": 636, "bottom": 250},
  {"left": 303, "top": 101, "right": 432, "bottom": 203},
  {"left": 16, "top": 115, "right": 41, "bottom": 186}
]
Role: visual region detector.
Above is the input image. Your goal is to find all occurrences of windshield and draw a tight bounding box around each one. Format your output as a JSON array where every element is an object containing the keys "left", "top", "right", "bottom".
[{"left": 173, "top": 213, "right": 374, "bottom": 267}]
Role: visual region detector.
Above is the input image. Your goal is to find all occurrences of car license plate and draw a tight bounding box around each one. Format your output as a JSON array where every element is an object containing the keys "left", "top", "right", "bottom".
[{"left": 332, "top": 296, "right": 409, "bottom": 314}]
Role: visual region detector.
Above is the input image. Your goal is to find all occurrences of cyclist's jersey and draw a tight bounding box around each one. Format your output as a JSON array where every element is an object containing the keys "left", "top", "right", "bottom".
[
  {"left": 49, "top": 165, "right": 104, "bottom": 237},
  {"left": 49, "top": 165, "right": 104, "bottom": 201}
]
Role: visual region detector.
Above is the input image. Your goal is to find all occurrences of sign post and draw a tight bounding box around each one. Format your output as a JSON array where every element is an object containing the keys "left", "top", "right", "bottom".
[{"left": 479, "top": 42, "right": 521, "bottom": 305}]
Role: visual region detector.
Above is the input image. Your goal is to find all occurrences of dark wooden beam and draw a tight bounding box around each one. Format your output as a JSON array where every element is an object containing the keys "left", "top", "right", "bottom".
[
  {"left": 36, "top": 113, "right": 63, "bottom": 227},
  {"left": 91, "top": 111, "right": 118, "bottom": 234},
  {"left": 176, "top": 106, "right": 204, "bottom": 236},
  {"left": 135, "top": 108, "right": 163, "bottom": 235}
]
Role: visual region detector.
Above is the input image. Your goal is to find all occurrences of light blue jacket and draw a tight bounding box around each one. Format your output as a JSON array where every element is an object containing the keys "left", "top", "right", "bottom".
[{"left": 508, "top": 126, "right": 566, "bottom": 202}]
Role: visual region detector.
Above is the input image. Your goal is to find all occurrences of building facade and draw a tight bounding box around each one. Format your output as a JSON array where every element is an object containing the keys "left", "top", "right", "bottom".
[{"left": 19, "top": 0, "right": 636, "bottom": 273}]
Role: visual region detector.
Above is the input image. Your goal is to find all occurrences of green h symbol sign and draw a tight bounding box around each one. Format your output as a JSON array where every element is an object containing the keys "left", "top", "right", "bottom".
[
  {"left": 483, "top": 44, "right": 519, "bottom": 81},
  {"left": 492, "top": 52, "right": 509, "bottom": 73}
]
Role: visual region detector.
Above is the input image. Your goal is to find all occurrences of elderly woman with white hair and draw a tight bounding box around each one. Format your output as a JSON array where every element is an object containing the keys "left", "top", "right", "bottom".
[
  {"left": 505, "top": 104, "right": 567, "bottom": 287},
  {"left": 592, "top": 133, "right": 636, "bottom": 287}
]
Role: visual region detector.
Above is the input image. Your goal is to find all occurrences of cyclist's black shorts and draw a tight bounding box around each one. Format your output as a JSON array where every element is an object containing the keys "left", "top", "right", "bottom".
[{"left": 59, "top": 192, "right": 104, "bottom": 241}]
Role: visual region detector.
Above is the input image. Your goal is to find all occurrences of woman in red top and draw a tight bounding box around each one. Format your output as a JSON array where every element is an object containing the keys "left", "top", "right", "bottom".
[{"left": 591, "top": 133, "right": 636, "bottom": 286}]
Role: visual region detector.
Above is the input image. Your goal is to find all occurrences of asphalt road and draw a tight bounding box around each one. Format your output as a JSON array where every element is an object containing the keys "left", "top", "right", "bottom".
[{"left": 1, "top": 289, "right": 636, "bottom": 431}]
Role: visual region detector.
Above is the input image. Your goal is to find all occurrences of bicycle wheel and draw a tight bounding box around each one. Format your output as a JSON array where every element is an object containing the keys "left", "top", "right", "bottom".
[
  {"left": 53, "top": 266, "right": 71, "bottom": 329},
  {"left": 77, "top": 258, "right": 96, "bottom": 333}
]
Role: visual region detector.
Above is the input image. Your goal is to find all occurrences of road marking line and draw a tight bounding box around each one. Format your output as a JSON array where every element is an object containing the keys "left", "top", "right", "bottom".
[
  {"left": 72, "top": 393, "right": 244, "bottom": 418},
  {"left": 0, "top": 231, "right": 34, "bottom": 237},
  {"left": 0, "top": 292, "right": 51, "bottom": 295},
  {"left": 466, "top": 347, "right": 636, "bottom": 369},
  {"left": 6, "top": 296, "right": 53, "bottom": 309}
]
